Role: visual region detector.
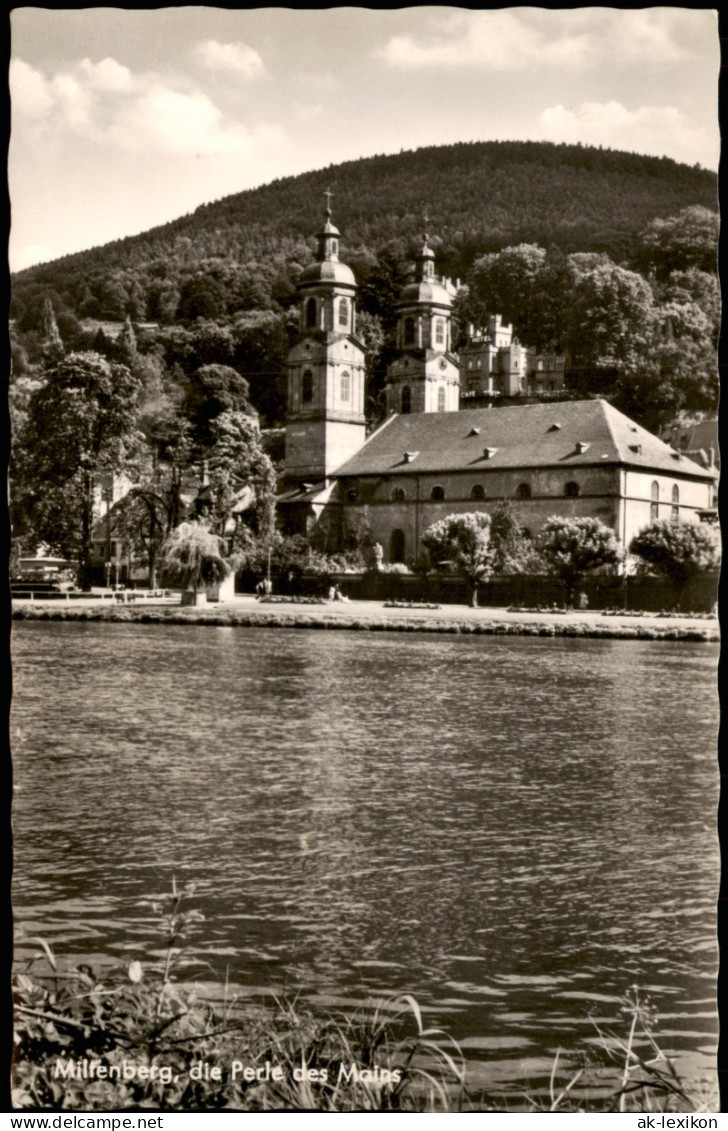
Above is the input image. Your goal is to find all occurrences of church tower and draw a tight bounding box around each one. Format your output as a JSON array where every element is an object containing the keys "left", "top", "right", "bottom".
[
  {"left": 385, "top": 228, "right": 460, "bottom": 415},
  {"left": 284, "top": 195, "right": 367, "bottom": 483}
]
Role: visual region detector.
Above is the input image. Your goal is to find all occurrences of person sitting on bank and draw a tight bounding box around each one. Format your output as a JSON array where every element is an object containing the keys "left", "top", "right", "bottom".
[{"left": 334, "top": 586, "right": 349, "bottom": 602}]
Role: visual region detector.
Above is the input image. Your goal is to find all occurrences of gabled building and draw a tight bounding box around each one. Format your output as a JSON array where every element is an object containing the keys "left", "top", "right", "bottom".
[{"left": 329, "top": 399, "right": 715, "bottom": 564}]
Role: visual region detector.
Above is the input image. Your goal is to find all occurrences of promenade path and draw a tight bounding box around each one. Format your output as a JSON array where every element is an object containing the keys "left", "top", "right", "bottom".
[{"left": 11, "top": 591, "right": 717, "bottom": 635}]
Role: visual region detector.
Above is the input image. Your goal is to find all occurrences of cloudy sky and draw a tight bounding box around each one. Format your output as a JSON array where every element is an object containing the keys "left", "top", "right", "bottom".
[{"left": 9, "top": 6, "right": 720, "bottom": 272}]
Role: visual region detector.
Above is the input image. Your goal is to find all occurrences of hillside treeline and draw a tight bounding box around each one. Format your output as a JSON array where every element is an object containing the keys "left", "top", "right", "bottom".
[{"left": 10, "top": 140, "right": 717, "bottom": 332}]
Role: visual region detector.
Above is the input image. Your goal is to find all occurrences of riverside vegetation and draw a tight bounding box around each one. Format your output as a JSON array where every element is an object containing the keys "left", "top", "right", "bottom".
[{"left": 12, "top": 884, "right": 718, "bottom": 1113}]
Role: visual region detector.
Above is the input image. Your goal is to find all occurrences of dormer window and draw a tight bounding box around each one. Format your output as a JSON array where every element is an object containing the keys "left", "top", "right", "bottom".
[
  {"left": 483, "top": 447, "right": 498, "bottom": 460},
  {"left": 575, "top": 441, "right": 590, "bottom": 454}
]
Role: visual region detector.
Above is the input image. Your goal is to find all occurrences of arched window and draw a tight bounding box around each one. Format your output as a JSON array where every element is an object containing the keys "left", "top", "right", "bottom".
[
  {"left": 435, "top": 318, "right": 445, "bottom": 345},
  {"left": 340, "top": 370, "right": 351, "bottom": 402},
  {"left": 390, "top": 528, "right": 406, "bottom": 564},
  {"left": 650, "top": 481, "right": 660, "bottom": 521},
  {"left": 338, "top": 298, "right": 349, "bottom": 328},
  {"left": 430, "top": 485, "right": 445, "bottom": 501},
  {"left": 671, "top": 484, "right": 680, "bottom": 521},
  {"left": 564, "top": 481, "right": 580, "bottom": 498},
  {"left": 471, "top": 484, "right": 486, "bottom": 501},
  {"left": 404, "top": 317, "right": 416, "bottom": 346},
  {"left": 305, "top": 297, "right": 317, "bottom": 328},
  {"left": 401, "top": 385, "right": 411, "bottom": 415},
  {"left": 301, "top": 370, "right": 313, "bottom": 403},
  {"left": 516, "top": 483, "right": 531, "bottom": 500},
  {"left": 437, "top": 387, "right": 446, "bottom": 412},
  {"left": 391, "top": 487, "right": 406, "bottom": 503}
]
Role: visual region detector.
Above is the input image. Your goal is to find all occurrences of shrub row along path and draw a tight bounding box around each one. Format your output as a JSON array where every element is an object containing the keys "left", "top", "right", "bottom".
[{"left": 11, "top": 593, "right": 719, "bottom": 641}]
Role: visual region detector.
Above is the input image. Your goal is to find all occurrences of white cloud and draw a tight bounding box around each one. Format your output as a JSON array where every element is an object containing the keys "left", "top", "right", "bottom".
[
  {"left": 294, "top": 103, "right": 324, "bottom": 122},
  {"left": 376, "top": 7, "right": 703, "bottom": 71},
  {"left": 9, "top": 59, "right": 53, "bottom": 117},
  {"left": 78, "top": 56, "right": 134, "bottom": 93},
  {"left": 191, "top": 39, "right": 266, "bottom": 81},
  {"left": 538, "top": 101, "right": 716, "bottom": 168},
  {"left": 10, "top": 55, "right": 286, "bottom": 157}
]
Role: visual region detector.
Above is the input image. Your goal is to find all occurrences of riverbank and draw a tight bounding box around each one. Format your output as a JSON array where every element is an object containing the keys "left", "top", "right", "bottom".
[{"left": 11, "top": 594, "right": 719, "bottom": 640}]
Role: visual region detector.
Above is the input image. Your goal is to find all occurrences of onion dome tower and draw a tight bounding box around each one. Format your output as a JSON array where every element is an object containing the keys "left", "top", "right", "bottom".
[
  {"left": 385, "top": 224, "right": 460, "bottom": 415},
  {"left": 284, "top": 191, "right": 367, "bottom": 483}
]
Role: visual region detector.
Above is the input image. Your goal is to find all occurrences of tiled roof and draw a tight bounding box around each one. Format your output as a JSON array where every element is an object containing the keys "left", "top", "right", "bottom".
[{"left": 332, "top": 399, "right": 714, "bottom": 480}]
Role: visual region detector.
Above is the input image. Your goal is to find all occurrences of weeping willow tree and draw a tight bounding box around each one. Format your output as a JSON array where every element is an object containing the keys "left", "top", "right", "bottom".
[{"left": 161, "top": 521, "right": 233, "bottom": 604}]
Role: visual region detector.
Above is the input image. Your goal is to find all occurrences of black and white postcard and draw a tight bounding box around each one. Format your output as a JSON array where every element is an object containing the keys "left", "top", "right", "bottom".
[{"left": 8, "top": 7, "right": 721, "bottom": 1118}]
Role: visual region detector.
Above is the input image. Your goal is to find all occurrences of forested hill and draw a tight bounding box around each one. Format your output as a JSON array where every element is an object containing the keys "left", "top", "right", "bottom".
[{"left": 11, "top": 140, "right": 717, "bottom": 327}]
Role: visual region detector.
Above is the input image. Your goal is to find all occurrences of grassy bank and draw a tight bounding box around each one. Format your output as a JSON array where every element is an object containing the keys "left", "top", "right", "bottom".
[
  {"left": 12, "top": 885, "right": 717, "bottom": 1113},
  {"left": 11, "top": 602, "right": 719, "bottom": 641}
]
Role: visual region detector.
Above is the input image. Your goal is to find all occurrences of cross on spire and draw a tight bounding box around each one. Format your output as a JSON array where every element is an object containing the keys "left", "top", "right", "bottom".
[{"left": 324, "top": 186, "right": 334, "bottom": 214}]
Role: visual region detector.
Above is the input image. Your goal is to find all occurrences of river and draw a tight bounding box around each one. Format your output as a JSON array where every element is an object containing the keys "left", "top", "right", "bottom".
[{"left": 10, "top": 622, "right": 719, "bottom": 1100}]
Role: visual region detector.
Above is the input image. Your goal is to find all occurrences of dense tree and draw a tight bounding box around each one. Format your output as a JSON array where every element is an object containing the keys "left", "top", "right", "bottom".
[
  {"left": 422, "top": 512, "right": 494, "bottom": 607},
  {"left": 17, "top": 352, "right": 143, "bottom": 585},
  {"left": 469, "top": 243, "right": 548, "bottom": 345},
  {"left": 629, "top": 520, "right": 718, "bottom": 608},
  {"left": 182, "top": 363, "right": 253, "bottom": 450},
  {"left": 538, "top": 517, "right": 622, "bottom": 605},
  {"left": 567, "top": 261, "right": 656, "bottom": 371},
  {"left": 40, "top": 296, "right": 65, "bottom": 363},
  {"left": 489, "top": 501, "right": 540, "bottom": 575},
  {"left": 231, "top": 311, "right": 290, "bottom": 425},
  {"left": 635, "top": 206, "right": 718, "bottom": 281},
  {"left": 204, "top": 411, "right": 277, "bottom": 552},
  {"left": 177, "top": 274, "right": 226, "bottom": 323}
]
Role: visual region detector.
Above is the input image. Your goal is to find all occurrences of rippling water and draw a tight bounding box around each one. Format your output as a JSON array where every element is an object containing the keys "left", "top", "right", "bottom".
[{"left": 11, "top": 623, "right": 719, "bottom": 1096}]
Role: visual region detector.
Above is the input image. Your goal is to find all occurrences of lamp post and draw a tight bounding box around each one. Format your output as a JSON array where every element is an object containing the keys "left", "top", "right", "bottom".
[{"left": 104, "top": 484, "right": 113, "bottom": 589}]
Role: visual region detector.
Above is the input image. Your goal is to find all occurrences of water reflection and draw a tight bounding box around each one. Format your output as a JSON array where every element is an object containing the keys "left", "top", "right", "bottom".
[{"left": 11, "top": 623, "right": 719, "bottom": 1093}]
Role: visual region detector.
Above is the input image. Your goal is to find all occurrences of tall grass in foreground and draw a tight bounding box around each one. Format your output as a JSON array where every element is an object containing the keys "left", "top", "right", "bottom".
[{"left": 12, "top": 883, "right": 717, "bottom": 1112}]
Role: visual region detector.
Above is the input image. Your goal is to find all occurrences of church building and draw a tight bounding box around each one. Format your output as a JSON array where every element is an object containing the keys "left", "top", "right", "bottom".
[{"left": 277, "top": 204, "right": 716, "bottom": 566}]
